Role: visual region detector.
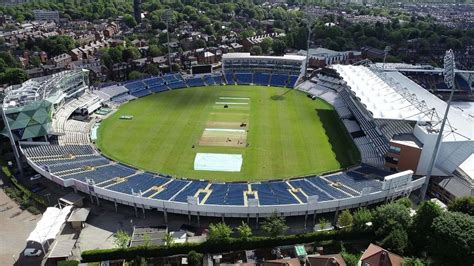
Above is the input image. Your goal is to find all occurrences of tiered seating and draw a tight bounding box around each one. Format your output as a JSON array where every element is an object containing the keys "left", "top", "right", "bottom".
[
  {"left": 149, "top": 84, "right": 169, "bottom": 93},
  {"left": 124, "top": 81, "right": 149, "bottom": 97},
  {"left": 60, "top": 164, "right": 136, "bottom": 183},
  {"left": 59, "top": 119, "right": 93, "bottom": 145},
  {"left": 325, "top": 172, "right": 382, "bottom": 193},
  {"left": 143, "top": 77, "right": 165, "bottom": 88},
  {"left": 108, "top": 173, "right": 169, "bottom": 194},
  {"left": 172, "top": 181, "right": 208, "bottom": 202},
  {"left": 270, "top": 74, "right": 288, "bottom": 87},
  {"left": 288, "top": 179, "right": 332, "bottom": 202},
  {"left": 203, "top": 75, "right": 216, "bottom": 85},
  {"left": 287, "top": 75, "right": 299, "bottom": 88},
  {"left": 251, "top": 182, "right": 298, "bottom": 205},
  {"left": 234, "top": 72, "right": 252, "bottom": 85},
  {"left": 212, "top": 75, "right": 224, "bottom": 84},
  {"left": 111, "top": 94, "right": 136, "bottom": 104},
  {"left": 48, "top": 157, "right": 110, "bottom": 174},
  {"left": 23, "top": 145, "right": 95, "bottom": 158},
  {"left": 186, "top": 77, "right": 206, "bottom": 87},
  {"left": 253, "top": 72, "right": 271, "bottom": 86},
  {"left": 131, "top": 89, "right": 152, "bottom": 98},
  {"left": 152, "top": 179, "right": 189, "bottom": 200},
  {"left": 225, "top": 73, "right": 235, "bottom": 84},
  {"left": 455, "top": 75, "right": 471, "bottom": 91},
  {"left": 306, "top": 176, "right": 349, "bottom": 199},
  {"left": 204, "top": 183, "right": 247, "bottom": 205},
  {"left": 52, "top": 93, "right": 97, "bottom": 134}
]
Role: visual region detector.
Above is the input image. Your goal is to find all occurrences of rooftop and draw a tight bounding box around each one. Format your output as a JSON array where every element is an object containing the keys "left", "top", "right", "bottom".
[{"left": 222, "top": 52, "right": 306, "bottom": 62}]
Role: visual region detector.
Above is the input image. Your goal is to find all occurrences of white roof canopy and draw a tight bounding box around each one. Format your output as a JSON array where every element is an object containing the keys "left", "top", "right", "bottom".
[
  {"left": 27, "top": 206, "right": 73, "bottom": 245},
  {"left": 332, "top": 65, "right": 428, "bottom": 121}
]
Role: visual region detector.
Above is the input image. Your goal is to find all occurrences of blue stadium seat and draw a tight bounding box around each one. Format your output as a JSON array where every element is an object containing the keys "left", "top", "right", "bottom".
[
  {"left": 288, "top": 179, "right": 332, "bottom": 202},
  {"left": 287, "top": 75, "right": 299, "bottom": 88},
  {"left": 203, "top": 75, "right": 216, "bottom": 85},
  {"left": 213, "top": 75, "right": 224, "bottom": 84},
  {"left": 172, "top": 181, "right": 208, "bottom": 202},
  {"left": 186, "top": 77, "right": 206, "bottom": 87},
  {"left": 149, "top": 84, "right": 169, "bottom": 93},
  {"left": 167, "top": 80, "right": 187, "bottom": 89},
  {"left": 108, "top": 173, "right": 169, "bottom": 195},
  {"left": 235, "top": 72, "right": 252, "bottom": 85},
  {"left": 306, "top": 176, "right": 349, "bottom": 199},
  {"left": 270, "top": 74, "right": 289, "bottom": 87},
  {"left": 124, "top": 81, "right": 146, "bottom": 93},
  {"left": 225, "top": 73, "right": 235, "bottom": 85},
  {"left": 131, "top": 89, "right": 152, "bottom": 98},
  {"left": 253, "top": 72, "right": 271, "bottom": 86},
  {"left": 153, "top": 179, "right": 189, "bottom": 200}
]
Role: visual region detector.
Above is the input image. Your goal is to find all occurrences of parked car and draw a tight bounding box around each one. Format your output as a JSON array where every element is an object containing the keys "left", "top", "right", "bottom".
[
  {"left": 23, "top": 248, "right": 42, "bottom": 257},
  {"left": 30, "top": 174, "right": 42, "bottom": 181},
  {"left": 31, "top": 184, "right": 46, "bottom": 193}
]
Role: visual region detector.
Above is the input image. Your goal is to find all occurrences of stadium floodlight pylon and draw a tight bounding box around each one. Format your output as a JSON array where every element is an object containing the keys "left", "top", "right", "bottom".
[
  {"left": 161, "top": 9, "right": 173, "bottom": 73},
  {"left": 383, "top": 46, "right": 391, "bottom": 68},
  {"left": 420, "top": 49, "right": 456, "bottom": 200}
]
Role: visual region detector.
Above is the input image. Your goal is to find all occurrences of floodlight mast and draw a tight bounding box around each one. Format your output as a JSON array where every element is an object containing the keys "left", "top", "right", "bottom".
[
  {"left": 419, "top": 50, "right": 456, "bottom": 200},
  {"left": 383, "top": 46, "right": 391, "bottom": 68},
  {"left": 162, "top": 9, "right": 173, "bottom": 73}
]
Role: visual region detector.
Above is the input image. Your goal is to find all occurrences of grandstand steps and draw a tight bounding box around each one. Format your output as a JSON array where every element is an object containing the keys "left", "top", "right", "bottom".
[
  {"left": 144, "top": 179, "right": 174, "bottom": 198},
  {"left": 319, "top": 176, "right": 354, "bottom": 197}
]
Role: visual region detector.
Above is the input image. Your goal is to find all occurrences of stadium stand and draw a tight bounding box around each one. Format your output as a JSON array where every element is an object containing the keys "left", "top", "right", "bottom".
[
  {"left": 235, "top": 72, "right": 253, "bottom": 85},
  {"left": 253, "top": 72, "right": 271, "bottom": 86}
]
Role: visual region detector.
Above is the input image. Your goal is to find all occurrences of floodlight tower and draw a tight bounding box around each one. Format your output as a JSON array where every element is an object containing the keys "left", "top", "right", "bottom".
[
  {"left": 303, "top": 15, "right": 315, "bottom": 79},
  {"left": 161, "top": 9, "right": 173, "bottom": 73},
  {"left": 419, "top": 50, "right": 456, "bottom": 200},
  {"left": 383, "top": 46, "right": 391, "bottom": 68}
]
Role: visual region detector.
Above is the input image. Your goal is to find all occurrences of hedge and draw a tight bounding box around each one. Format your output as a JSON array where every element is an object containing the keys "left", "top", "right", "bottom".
[
  {"left": 81, "top": 229, "right": 374, "bottom": 262},
  {"left": 1, "top": 165, "right": 47, "bottom": 207}
]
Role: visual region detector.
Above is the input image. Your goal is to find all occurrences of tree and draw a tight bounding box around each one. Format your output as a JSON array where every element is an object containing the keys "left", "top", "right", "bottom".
[
  {"left": 372, "top": 202, "right": 412, "bottom": 238},
  {"left": 353, "top": 208, "right": 372, "bottom": 232},
  {"left": 381, "top": 227, "right": 408, "bottom": 255},
  {"left": 261, "top": 211, "right": 289, "bottom": 237},
  {"left": 144, "top": 64, "right": 160, "bottom": 76},
  {"left": 0, "top": 51, "right": 20, "bottom": 68},
  {"left": 39, "top": 36, "right": 76, "bottom": 57},
  {"left": 148, "top": 45, "right": 162, "bottom": 57},
  {"left": 123, "top": 14, "right": 137, "bottom": 28},
  {"left": 0, "top": 58, "right": 7, "bottom": 72},
  {"left": 395, "top": 197, "right": 412, "bottom": 208},
  {"left": 113, "top": 229, "right": 130, "bottom": 248},
  {"left": 403, "top": 257, "right": 426, "bottom": 266},
  {"left": 337, "top": 209, "right": 353, "bottom": 228},
  {"left": 1, "top": 68, "right": 28, "bottom": 84},
  {"left": 208, "top": 222, "right": 232, "bottom": 241},
  {"left": 30, "top": 55, "right": 42, "bottom": 67},
  {"left": 272, "top": 39, "right": 286, "bottom": 55},
  {"left": 187, "top": 250, "right": 203, "bottom": 266},
  {"left": 236, "top": 221, "right": 252, "bottom": 240},
  {"left": 316, "top": 217, "right": 330, "bottom": 231},
  {"left": 163, "top": 232, "right": 174, "bottom": 246},
  {"left": 260, "top": 37, "right": 273, "bottom": 53},
  {"left": 430, "top": 212, "right": 474, "bottom": 265},
  {"left": 410, "top": 201, "right": 442, "bottom": 251},
  {"left": 250, "top": 45, "right": 262, "bottom": 55},
  {"left": 128, "top": 70, "right": 145, "bottom": 80},
  {"left": 122, "top": 47, "right": 141, "bottom": 62},
  {"left": 448, "top": 196, "right": 474, "bottom": 216}
]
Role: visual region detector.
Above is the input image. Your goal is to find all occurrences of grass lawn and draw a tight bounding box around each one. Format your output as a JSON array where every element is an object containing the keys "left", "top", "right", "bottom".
[{"left": 97, "top": 85, "right": 360, "bottom": 182}]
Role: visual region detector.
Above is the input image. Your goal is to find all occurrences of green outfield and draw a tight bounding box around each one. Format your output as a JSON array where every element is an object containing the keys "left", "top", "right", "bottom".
[{"left": 96, "top": 85, "right": 360, "bottom": 182}]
